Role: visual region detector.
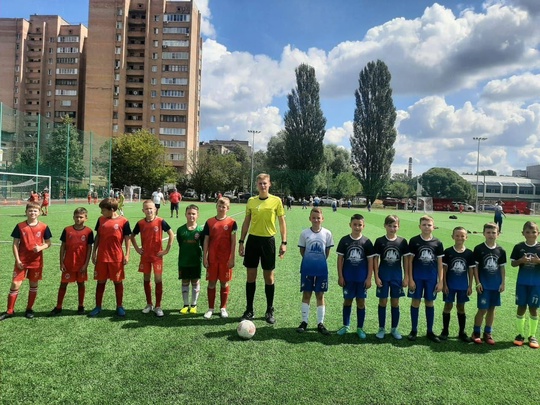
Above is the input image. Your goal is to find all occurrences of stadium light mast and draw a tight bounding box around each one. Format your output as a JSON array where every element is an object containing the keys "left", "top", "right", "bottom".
[
  {"left": 248, "top": 129, "right": 261, "bottom": 196},
  {"left": 473, "top": 137, "right": 487, "bottom": 213}
]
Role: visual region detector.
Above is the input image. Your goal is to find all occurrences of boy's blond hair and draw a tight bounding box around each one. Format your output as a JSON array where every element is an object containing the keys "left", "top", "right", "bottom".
[
  {"left": 217, "top": 197, "right": 230, "bottom": 206},
  {"left": 142, "top": 199, "right": 155, "bottom": 206},
  {"left": 310, "top": 207, "right": 323, "bottom": 215},
  {"left": 483, "top": 222, "right": 498, "bottom": 232},
  {"left": 25, "top": 202, "right": 41, "bottom": 211},
  {"left": 256, "top": 173, "right": 270, "bottom": 182},
  {"left": 419, "top": 215, "right": 434, "bottom": 224}
]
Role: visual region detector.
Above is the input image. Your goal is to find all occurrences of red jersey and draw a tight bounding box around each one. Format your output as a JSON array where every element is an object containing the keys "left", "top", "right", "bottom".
[
  {"left": 94, "top": 216, "right": 131, "bottom": 263},
  {"left": 29, "top": 192, "right": 40, "bottom": 202},
  {"left": 132, "top": 217, "right": 171, "bottom": 262},
  {"left": 11, "top": 221, "right": 52, "bottom": 269},
  {"left": 203, "top": 217, "right": 237, "bottom": 261},
  {"left": 169, "top": 191, "right": 181, "bottom": 204},
  {"left": 60, "top": 226, "right": 94, "bottom": 271},
  {"left": 41, "top": 192, "right": 50, "bottom": 206}
]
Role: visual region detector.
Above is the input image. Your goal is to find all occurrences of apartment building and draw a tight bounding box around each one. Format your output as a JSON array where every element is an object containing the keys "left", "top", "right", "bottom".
[{"left": 84, "top": 0, "right": 202, "bottom": 173}]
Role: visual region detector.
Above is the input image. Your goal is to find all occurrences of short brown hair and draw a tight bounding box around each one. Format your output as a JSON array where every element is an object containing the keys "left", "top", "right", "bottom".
[
  {"left": 99, "top": 198, "right": 118, "bottom": 211},
  {"left": 73, "top": 207, "right": 88, "bottom": 216},
  {"left": 419, "top": 215, "right": 434, "bottom": 224},
  {"left": 523, "top": 221, "right": 539, "bottom": 232},
  {"left": 25, "top": 202, "right": 41, "bottom": 211},
  {"left": 217, "top": 197, "right": 230, "bottom": 206},
  {"left": 310, "top": 207, "right": 323, "bottom": 215},
  {"left": 483, "top": 222, "right": 498, "bottom": 232},
  {"left": 384, "top": 215, "right": 399, "bottom": 226}
]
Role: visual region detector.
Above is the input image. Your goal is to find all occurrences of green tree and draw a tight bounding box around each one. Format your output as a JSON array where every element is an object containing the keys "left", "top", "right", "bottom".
[
  {"left": 333, "top": 172, "right": 361, "bottom": 199},
  {"left": 189, "top": 150, "right": 242, "bottom": 197},
  {"left": 387, "top": 181, "right": 413, "bottom": 198},
  {"left": 264, "top": 132, "right": 289, "bottom": 192},
  {"left": 42, "top": 117, "right": 85, "bottom": 179},
  {"left": 111, "top": 129, "right": 177, "bottom": 194},
  {"left": 479, "top": 169, "right": 497, "bottom": 176},
  {"left": 351, "top": 60, "right": 397, "bottom": 203},
  {"left": 420, "top": 167, "right": 475, "bottom": 201},
  {"left": 284, "top": 64, "right": 327, "bottom": 196}
]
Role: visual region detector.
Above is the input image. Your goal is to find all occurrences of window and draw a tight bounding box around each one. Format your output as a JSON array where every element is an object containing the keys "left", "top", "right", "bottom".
[
  {"left": 154, "top": 28, "right": 159, "bottom": 34},
  {"left": 61, "top": 100, "right": 72, "bottom": 107},
  {"left": 162, "top": 40, "right": 189, "bottom": 47},
  {"left": 151, "top": 78, "right": 157, "bottom": 85},
  {"left": 151, "top": 103, "right": 156, "bottom": 110},
  {"left": 48, "top": 48, "right": 53, "bottom": 54},
  {"left": 151, "top": 90, "right": 157, "bottom": 97},
  {"left": 113, "top": 99, "right": 119, "bottom": 107},
  {"left": 160, "top": 103, "right": 187, "bottom": 110},
  {"left": 58, "top": 36, "right": 79, "bottom": 43},
  {"left": 55, "top": 89, "right": 77, "bottom": 96},
  {"left": 117, "top": 8, "right": 123, "bottom": 16},
  {"left": 153, "top": 40, "right": 159, "bottom": 47},
  {"left": 164, "top": 14, "right": 190, "bottom": 22},
  {"left": 169, "top": 153, "right": 185, "bottom": 161},
  {"left": 160, "top": 115, "right": 186, "bottom": 122},
  {"left": 162, "top": 52, "right": 189, "bottom": 60},
  {"left": 57, "top": 57, "right": 78, "bottom": 64},
  {"left": 152, "top": 65, "right": 157, "bottom": 72},
  {"left": 115, "top": 47, "right": 121, "bottom": 55},
  {"left": 161, "top": 140, "right": 186, "bottom": 147},
  {"left": 163, "top": 27, "right": 190, "bottom": 34},
  {"left": 47, "top": 91, "right": 52, "bottom": 96},
  {"left": 150, "top": 115, "right": 156, "bottom": 123},
  {"left": 116, "top": 22, "right": 123, "bottom": 29},
  {"left": 113, "top": 124, "right": 119, "bottom": 132},
  {"left": 116, "top": 34, "right": 122, "bottom": 42},
  {"left": 163, "top": 64, "right": 188, "bottom": 72},
  {"left": 152, "top": 53, "right": 158, "bottom": 60},
  {"left": 161, "top": 77, "right": 188, "bottom": 85},
  {"left": 56, "top": 68, "right": 78, "bottom": 74},
  {"left": 154, "top": 15, "right": 160, "bottom": 22},
  {"left": 161, "top": 90, "right": 185, "bottom": 97}
]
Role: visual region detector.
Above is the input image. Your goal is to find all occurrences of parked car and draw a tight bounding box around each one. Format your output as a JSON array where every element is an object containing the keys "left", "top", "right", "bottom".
[
  {"left": 452, "top": 202, "right": 475, "bottom": 212},
  {"left": 223, "top": 191, "right": 238, "bottom": 201},
  {"left": 382, "top": 197, "right": 402, "bottom": 207},
  {"left": 183, "top": 188, "right": 198, "bottom": 199},
  {"left": 320, "top": 196, "right": 337, "bottom": 205},
  {"left": 238, "top": 192, "right": 251, "bottom": 202},
  {"left": 480, "top": 204, "right": 496, "bottom": 211}
]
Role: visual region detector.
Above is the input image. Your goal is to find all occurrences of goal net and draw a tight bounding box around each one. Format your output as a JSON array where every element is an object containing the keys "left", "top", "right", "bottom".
[
  {"left": 123, "top": 185, "right": 141, "bottom": 203},
  {"left": 417, "top": 196, "right": 434, "bottom": 214},
  {"left": 531, "top": 203, "right": 540, "bottom": 216},
  {"left": 0, "top": 172, "right": 52, "bottom": 203}
]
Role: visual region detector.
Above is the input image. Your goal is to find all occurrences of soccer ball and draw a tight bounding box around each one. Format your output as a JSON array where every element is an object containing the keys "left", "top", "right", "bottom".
[{"left": 237, "top": 320, "right": 256, "bottom": 340}]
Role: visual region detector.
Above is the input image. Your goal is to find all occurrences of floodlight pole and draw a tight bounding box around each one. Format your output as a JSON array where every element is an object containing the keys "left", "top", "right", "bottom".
[
  {"left": 473, "top": 137, "right": 487, "bottom": 213},
  {"left": 248, "top": 130, "right": 260, "bottom": 196}
]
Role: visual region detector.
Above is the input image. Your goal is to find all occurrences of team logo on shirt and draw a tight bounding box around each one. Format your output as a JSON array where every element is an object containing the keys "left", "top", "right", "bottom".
[
  {"left": 450, "top": 258, "right": 467, "bottom": 275},
  {"left": 383, "top": 248, "right": 400, "bottom": 265},
  {"left": 194, "top": 232, "right": 201, "bottom": 240},
  {"left": 154, "top": 226, "right": 159, "bottom": 232},
  {"left": 224, "top": 225, "right": 229, "bottom": 230},
  {"left": 346, "top": 246, "right": 364, "bottom": 264},
  {"left": 36, "top": 231, "right": 42, "bottom": 238},
  {"left": 417, "top": 247, "right": 435, "bottom": 264},
  {"left": 309, "top": 242, "right": 323, "bottom": 254},
  {"left": 114, "top": 224, "right": 119, "bottom": 230},
  {"left": 81, "top": 235, "right": 87, "bottom": 242},
  {"left": 65, "top": 273, "right": 71, "bottom": 280},
  {"left": 482, "top": 254, "right": 499, "bottom": 274}
]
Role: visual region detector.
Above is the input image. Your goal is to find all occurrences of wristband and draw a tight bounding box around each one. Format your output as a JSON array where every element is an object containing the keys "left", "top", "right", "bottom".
[
  {"left": 238, "top": 240, "right": 244, "bottom": 244},
  {"left": 281, "top": 241, "right": 287, "bottom": 245}
]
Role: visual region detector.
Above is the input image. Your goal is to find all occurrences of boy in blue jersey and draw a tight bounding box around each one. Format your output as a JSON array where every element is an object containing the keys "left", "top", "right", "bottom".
[
  {"left": 374, "top": 215, "right": 410, "bottom": 340},
  {"left": 471, "top": 222, "right": 506, "bottom": 345},
  {"left": 296, "top": 208, "right": 334, "bottom": 335},
  {"left": 336, "top": 214, "right": 375, "bottom": 339},
  {"left": 510, "top": 221, "right": 540, "bottom": 349},
  {"left": 439, "top": 227, "right": 475, "bottom": 342},
  {"left": 407, "top": 215, "right": 444, "bottom": 343}
]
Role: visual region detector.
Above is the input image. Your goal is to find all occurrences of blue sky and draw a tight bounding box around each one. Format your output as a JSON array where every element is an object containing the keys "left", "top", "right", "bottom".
[{"left": 3, "top": 0, "right": 540, "bottom": 176}]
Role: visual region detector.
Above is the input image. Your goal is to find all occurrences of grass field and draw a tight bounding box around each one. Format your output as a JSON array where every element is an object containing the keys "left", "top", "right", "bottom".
[{"left": 1, "top": 200, "right": 539, "bottom": 404}]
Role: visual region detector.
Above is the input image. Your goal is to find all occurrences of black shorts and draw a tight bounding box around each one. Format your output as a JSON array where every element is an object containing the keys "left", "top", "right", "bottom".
[
  {"left": 155, "top": 203, "right": 161, "bottom": 209},
  {"left": 170, "top": 202, "right": 179, "bottom": 211},
  {"left": 243, "top": 235, "right": 276, "bottom": 271},
  {"left": 178, "top": 266, "right": 201, "bottom": 280}
]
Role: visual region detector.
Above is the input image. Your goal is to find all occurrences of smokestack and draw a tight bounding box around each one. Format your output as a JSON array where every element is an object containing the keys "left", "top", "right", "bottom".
[{"left": 408, "top": 157, "right": 413, "bottom": 178}]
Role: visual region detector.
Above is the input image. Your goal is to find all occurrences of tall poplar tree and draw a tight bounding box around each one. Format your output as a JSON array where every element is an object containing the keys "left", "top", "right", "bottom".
[
  {"left": 351, "top": 60, "right": 397, "bottom": 203},
  {"left": 284, "top": 64, "right": 326, "bottom": 196}
]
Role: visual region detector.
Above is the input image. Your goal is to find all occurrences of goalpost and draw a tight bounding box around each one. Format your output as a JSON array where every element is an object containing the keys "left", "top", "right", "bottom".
[
  {"left": 0, "top": 172, "right": 52, "bottom": 203},
  {"left": 123, "top": 185, "right": 141, "bottom": 203},
  {"left": 417, "top": 196, "right": 434, "bottom": 214}
]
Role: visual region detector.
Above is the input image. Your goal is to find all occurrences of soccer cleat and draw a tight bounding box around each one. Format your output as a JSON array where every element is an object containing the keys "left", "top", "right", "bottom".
[
  {"left": 391, "top": 328, "right": 403, "bottom": 340},
  {"left": 458, "top": 332, "right": 471, "bottom": 343},
  {"left": 265, "top": 307, "right": 275, "bottom": 324},
  {"left": 483, "top": 333, "right": 495, "bottom": 345},
  {"left": 241, "top": 310, "right": 254, "bottom": 321},
  {"left": 88, "top": 306, "right": 102, "bottom": 317},
  {"left": 337, "top": 326, "right": 350, "bottom": 336},
  {"left": 472, "top": 332, "right": 483, "bottom": 344},
  {"left": 427, "top": 332, "right": 441, "bottom": 343},
  {"left": 179, "top": 305, "right": 190, "bottom": 315},
  {"left": 142, "top": 304, "right": 153, "bottom": 314},
  {"left": 297, "top": 321, "right": 308, "bottom": 333},
  {"left": 153, "top": 307, "right": 164, "bottom": 317},
  {"left": 439, "top": 330, "right": 449, "bottom": 341},
  {"left": 48, "top": 307, "right": 62, "bottom": 317},
  {"left": 317, "top": 323, "right": 330, "bottom": 336},
  {"left": 376, "top": 327, "right": 386, "bottom": 339},
  {"left": 189, "top": 305, "right": 197, "bottom": 314},
  {"left": 220, "top": 308, "right": 229, "bottom": 318},
  {"left": 116, "top": 306, "right": 126, "bottom": 317},
  {"left": 0, "top": 311, "right": 14, "bottom": 321},
  {"left": 203, "top": 309, "right": 214, "bottom": 319},
  {"left": 357, "top": 328, "right": 367, "bottom": 339},
  {"left": 77, "top": 306, "right": 85, "bottom": 315},
  {"left": 514, "top": 334, "right": 525, "bottom": 346},
  {"left": 407, "top": 330, "right": 418, "bottom": 341},
  {"left": 25, "top": 309, "right": 35, "bottom": 319},
  {"left": 528, "top": 336, "right": 539, "bottom": 349}
]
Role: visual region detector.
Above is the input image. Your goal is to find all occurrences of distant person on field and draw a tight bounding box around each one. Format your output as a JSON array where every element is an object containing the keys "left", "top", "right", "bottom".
[
  {"left": 177, "top": 204, "right": 204, "bottom": 314},
  {"left": 92, "top": 191, "right": 98, "bottom": 204},
  {"left": 118, "top": 191, "right": 125, "bottom": 216},
  {"left": 41, "top": 188, "right": 50, "bottom": 216},
  {"left": 439, "top": 226, "right": 475, "bottom": 342},
  {"left": 297, "top": 208, "right": 334, "bottom": 335},
  {"left": 131, "top": 200, "right": 174, "bottom": 317},
  {"left": 407, "top": 215, "right": 444, "bottom": 343},
  {"left": 50, "top": 207, "right": 94, "bottom": 316},
  {"left": 202, "top": 197, "right": 237, "bottom": 319},
  {"left": 471, "top": 222, "right": 506, "bottom": 345},
  {"left": 152, "top": 187, "right": 166, "bottom": 215},
  {"left": 88, "top": 198, "right": 131, "bottom": 317},
  {"left": 238, "top": 173, "right": 287, "bottom": 324},
  {"left": 336, "top": 213, "right": 375, "bottom": 339},
  {"left": 494, "top": 201, "right": 506, "bottom": 232},
  {"left": 169, "top": 188, "right": 182, "bottom": 218},
  {"left": 88, "top": 190, "right": 92, "bottom": 204},
  {"left": 28, "top": 190, "right": 39, "bottom": 203},
  {"left": 0, "top": 202, "right": 52, "bottom": 321},
  {"left": 373, "top": 215, "right": 410, "bottom": 340},
  {"left": 510, "top": 221, "right": 540, "bottom": 349}
]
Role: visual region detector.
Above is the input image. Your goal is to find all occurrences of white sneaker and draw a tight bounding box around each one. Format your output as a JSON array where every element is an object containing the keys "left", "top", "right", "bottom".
[
  {"left": 203, "top": 309, "right": 214, "bottom": 319},
  {"left": 142, "top": 304, "right": 153, "bottom": 314},
  {"left": 153, "top": 307, "right": 164, "bottom": 317},
  {"left": 391, "top": 327, "right": 403, "bottom": 340},
  {"left": 220, "top": 308, "right": 229, "bottom": 318},
  {"left": 376, "top": 327, "right": 386, "bottom": 339}
]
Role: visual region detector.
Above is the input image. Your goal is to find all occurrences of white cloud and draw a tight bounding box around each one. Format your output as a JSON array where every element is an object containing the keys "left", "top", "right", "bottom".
[{"left": 193, "top": 0, "right": 215, "bottom": 38}]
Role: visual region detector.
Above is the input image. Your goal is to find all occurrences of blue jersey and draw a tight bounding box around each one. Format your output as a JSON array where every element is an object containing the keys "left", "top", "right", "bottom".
[
  {"left": 474, "top": 243, "right": 506, "bottom": 290},
  {"left": 443, "top": 247, "right": 475, "bottom": 290},
  {"left": 298, "top": 227, "right": 334, "bottom": 277},
  {"left": 374, "top": 235, "right": 409, "bottom": 282},
  {"left": 510, "top": 242, "right": 540, "bottom": 286},
  {"left": 336, "top": 234, "right": 375, "bottom": 283},
  {"left": 409, "top": 235, "right": 444, "bottom": 281}
]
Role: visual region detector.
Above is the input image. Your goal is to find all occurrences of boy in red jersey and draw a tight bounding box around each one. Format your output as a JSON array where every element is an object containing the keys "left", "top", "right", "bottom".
[
  {"left": 41, "top": 188, "right": 50, "bottom": 216},
  {"left": 131, "top": 200, "right": 175, "bottom": 317},
  {"left": 202, "top": 197, "right": 237, "bottom": 319},
  {"left": 88, "top": 198, "right": 131, "bottom": 317},
  {"left": 49, "top": 207, "right": 94, "bottom": 316},
  {"left": 0, "top": 202, "right": 52, "bottom": 320}
]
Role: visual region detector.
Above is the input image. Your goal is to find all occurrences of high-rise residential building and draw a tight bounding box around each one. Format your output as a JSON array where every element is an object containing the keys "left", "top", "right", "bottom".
[
  {"left": 0, "top": 16, "right": 87, "bottom": 157},
  {"left": 84, "top": 0, "right": 202, "bottom": 173}
]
